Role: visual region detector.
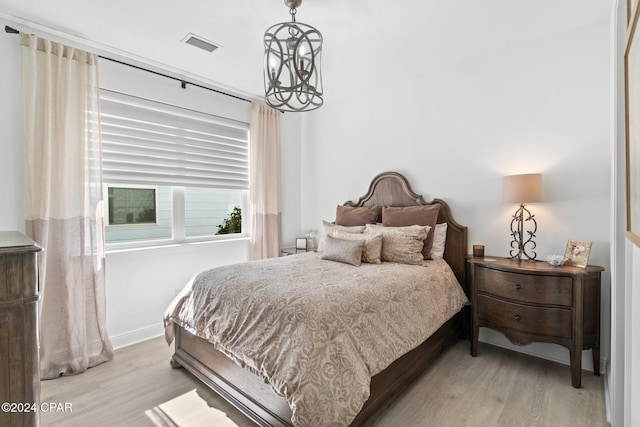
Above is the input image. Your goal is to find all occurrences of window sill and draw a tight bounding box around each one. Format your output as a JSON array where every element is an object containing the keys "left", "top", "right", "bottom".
[{"left": 105, "top": 236, "right": 250, "bottom": 255}]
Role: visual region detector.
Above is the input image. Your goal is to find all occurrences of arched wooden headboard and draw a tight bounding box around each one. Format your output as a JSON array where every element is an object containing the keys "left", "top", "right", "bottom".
[{"left": 343, "top": 171, "right": 468, "bottom": 291}]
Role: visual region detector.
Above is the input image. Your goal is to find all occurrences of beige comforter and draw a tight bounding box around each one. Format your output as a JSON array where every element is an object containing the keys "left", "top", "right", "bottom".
[{"left": 164, "top": 252, "right": 468, "bottom": 427}]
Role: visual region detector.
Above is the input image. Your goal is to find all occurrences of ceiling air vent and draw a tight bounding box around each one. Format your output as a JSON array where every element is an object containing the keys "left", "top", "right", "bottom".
[{"left": 182, "top": 33, "right": 221, "bottom": 53}]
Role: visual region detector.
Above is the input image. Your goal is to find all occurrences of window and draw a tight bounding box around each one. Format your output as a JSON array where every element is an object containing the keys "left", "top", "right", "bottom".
[
  {"left": 184, "top": 187, "right": 244, "bottom": 237},
  {"left": 100, "top": 89, "right": 249, "bottom": 247},
  {"left": 108, "top": 187, "right": 158, "bottom": 225},
  {"left": 104, "top": 186, "right": 173, "bottom": 244}
]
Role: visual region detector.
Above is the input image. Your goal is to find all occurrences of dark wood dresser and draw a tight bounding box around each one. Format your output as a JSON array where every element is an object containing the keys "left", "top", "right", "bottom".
[
  {"left": 468, "top": 256, "right": 604, "bottom": 388},
  {"left": 0, "top": 231, "right": 43, "bottom": 427}
]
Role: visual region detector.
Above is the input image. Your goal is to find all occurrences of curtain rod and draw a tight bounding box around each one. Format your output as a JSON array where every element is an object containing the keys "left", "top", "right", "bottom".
[{"left": 4, "top": 25, "right": 253, "bottom": 105}]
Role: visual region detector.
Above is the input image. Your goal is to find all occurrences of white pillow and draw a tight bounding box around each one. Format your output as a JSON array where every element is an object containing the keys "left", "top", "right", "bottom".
[{"left": 430, "top": 222, "right": 448, "bottom": 259}]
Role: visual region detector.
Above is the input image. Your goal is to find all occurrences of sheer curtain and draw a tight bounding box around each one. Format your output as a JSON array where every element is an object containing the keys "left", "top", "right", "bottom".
[
  {"left": 20, "top": 34, "right": 113, "bottom": 379},
  {"left": 249, "top": 102, "right": 281, "bottom": 260}
]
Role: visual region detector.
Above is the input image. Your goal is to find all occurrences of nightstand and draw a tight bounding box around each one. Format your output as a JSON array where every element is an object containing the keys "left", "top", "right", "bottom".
[{"left": 468, "top": 256, "right": 604, "bottom": 388}]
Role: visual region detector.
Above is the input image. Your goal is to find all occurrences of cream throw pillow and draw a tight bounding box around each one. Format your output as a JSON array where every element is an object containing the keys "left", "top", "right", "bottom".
[
  {"left": 320, "top": 234, "right": 365, "bottom": 266},
  {"left": 317, "top": 220, "right": 365, "bottom": 253},
  {"left": 331, "top": 230, "right": 383, "bottom": 264},
  {"left": 365, "top": 224, "right": 430, "bottom": 265}
]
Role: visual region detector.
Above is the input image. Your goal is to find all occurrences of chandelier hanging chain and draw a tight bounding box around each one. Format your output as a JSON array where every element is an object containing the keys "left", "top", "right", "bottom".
[{"left": 288, "top": 7, "right": 297, "bottom": 37}]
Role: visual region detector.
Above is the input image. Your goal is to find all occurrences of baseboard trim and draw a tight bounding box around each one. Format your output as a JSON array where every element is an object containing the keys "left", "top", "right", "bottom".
[
  {"left": 603, "top": 367, "right": 612, "bottom": 426},
  {"left": 110, "top": 323, "right": 164, "bottom": 350}
]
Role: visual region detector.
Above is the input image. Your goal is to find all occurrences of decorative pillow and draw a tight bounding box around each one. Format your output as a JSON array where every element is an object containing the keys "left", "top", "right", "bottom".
[
  {"left": 364, "top": 224, "right": 430, "bottom": 265},
  {"left": 382, "top": 205, "right": 441, "bottom": 259},
  {"left": 430, "top": 222, "right": 448, "bottom": 260},
  {"left": 335, "top": 205, "right": 380, "bottom": 226},
  {"left": 332, "top": 230, "right": 383, "bottom": 264},
  {"left": 317, "top": 220, "right": 365, "bottom": 253},
  {"left": 319, "top": 234, "right": 365, "bottom": 266}
]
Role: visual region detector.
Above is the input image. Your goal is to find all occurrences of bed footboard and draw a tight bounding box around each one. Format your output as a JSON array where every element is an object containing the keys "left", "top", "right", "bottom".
[{"left": 172, "top": 313, "right": 462, "bottom": 427}]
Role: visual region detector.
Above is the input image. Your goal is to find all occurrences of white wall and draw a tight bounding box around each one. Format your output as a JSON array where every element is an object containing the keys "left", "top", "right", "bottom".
[
  {"left": 299, "top": 20, "right": 612, "bottom": 372},
  {"left": 105, "top": 240, "right": 249, "bottom": 347}
]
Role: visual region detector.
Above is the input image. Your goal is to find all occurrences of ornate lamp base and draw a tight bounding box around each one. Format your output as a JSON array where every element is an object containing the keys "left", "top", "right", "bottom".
[{"left": 509, "top": 203, "right": 538, "bottom": 261}]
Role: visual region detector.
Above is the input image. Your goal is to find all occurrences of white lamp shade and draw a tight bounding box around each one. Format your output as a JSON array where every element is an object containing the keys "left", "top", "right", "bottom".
[{"left": 503, "top": 173, "right": 543, "bottom": 204}]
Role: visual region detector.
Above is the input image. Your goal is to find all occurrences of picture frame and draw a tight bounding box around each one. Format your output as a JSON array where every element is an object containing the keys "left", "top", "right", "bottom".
[
  {"left": 626, "top": 0, "right": 640, "bottom": 247},
  {"left": 295, "top": 237, "right": 308, "bottom": 251},
  {"left": 563, "top": 240, "right": 592, "bottom": 268}
]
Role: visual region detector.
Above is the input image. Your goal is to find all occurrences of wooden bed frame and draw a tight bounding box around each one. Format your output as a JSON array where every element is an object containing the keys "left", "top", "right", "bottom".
[{"left": 170, "top": 171, "right": 469, "bottom": 427}]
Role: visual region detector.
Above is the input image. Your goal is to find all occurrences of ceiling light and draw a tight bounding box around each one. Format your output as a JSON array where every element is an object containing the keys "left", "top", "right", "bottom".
[{"left": 263, "top": 0, "right": 323, "bottom": 112}]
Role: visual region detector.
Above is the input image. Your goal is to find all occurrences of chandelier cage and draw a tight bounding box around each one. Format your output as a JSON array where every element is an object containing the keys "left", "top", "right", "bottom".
[{"left": 263, "top": 1, "right": 323, "bottom": 112}]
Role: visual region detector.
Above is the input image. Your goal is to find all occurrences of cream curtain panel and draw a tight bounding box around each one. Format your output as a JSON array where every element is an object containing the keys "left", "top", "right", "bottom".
[
  {"left": 249, "top": 102, "right": 281, "bottom": 260},
  {"left": 20, "top": 34, "right": 113, "bottom": 379}
]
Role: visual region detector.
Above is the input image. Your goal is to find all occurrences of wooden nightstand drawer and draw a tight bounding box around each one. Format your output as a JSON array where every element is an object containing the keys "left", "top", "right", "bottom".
[
  {"left": 476, "top": 295, "right": 572, "bottom": 340},
  {"left": 476, "top": 266, "right": 572, "bottom": 307}
]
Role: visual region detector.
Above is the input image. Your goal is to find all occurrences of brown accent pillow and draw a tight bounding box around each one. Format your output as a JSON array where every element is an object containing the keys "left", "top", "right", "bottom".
[
  {"left": 335, "top": 205, "right": 380, "bottom": 226},
  {"left": 382, "top": 205, "right": 441, "bottom": 259}
]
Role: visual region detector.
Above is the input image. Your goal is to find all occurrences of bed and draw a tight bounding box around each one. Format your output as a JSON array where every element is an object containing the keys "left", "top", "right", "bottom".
[{"left": 164, "top": 171, "right": 469, "bottom": 427}]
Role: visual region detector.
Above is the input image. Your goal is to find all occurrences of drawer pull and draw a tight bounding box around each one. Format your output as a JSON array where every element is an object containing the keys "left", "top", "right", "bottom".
[
  {"left": 514, "top": 314, "right": 521, "bottom": 321},
  {"left": 514, "top": 283, "right": 522, "bottom": 290}
]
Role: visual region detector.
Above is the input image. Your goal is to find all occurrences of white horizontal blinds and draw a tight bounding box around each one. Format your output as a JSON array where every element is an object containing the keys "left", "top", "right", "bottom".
[{"left": 100, "top": 89, "right": 249, "bottom": 189}]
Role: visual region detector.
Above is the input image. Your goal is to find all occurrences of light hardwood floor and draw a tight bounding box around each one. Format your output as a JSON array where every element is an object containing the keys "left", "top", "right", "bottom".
[{"left": 40, "top": 338, "right": 608, "bottom": 427}]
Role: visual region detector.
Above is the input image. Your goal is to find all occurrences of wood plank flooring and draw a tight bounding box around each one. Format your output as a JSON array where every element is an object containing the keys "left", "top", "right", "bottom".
[{"left": 40, "top": 338, "right": 608, "bottom": 427}]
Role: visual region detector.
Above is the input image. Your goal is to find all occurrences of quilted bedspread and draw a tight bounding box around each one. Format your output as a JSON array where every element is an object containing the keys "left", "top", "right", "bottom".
[{"left": 164, "top": 252, "right": 468, "bottom": 427}]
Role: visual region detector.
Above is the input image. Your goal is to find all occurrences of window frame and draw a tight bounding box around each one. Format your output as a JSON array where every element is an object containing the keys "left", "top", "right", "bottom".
[
  {"left": 104, "top": 185, "right": 250, "bottom": 251},
  {"left": 105, "top": 184, "right": 160, "bottom": 227}
]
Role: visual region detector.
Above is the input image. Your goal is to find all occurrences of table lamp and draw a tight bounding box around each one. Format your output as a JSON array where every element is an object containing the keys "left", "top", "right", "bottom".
[{"left": 503, "top": 173, "right": 543, "bottom": 261}]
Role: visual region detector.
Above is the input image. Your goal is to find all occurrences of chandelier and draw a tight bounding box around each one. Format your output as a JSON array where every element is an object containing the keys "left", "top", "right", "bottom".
[{"left": 263, "top": 0, "right": 323, "bottom": 112}]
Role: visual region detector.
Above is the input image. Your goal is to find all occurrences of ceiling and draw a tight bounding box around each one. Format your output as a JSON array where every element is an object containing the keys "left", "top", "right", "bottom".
[{"left": 0, "top": 1, "right": 613, "bottom": 99}]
